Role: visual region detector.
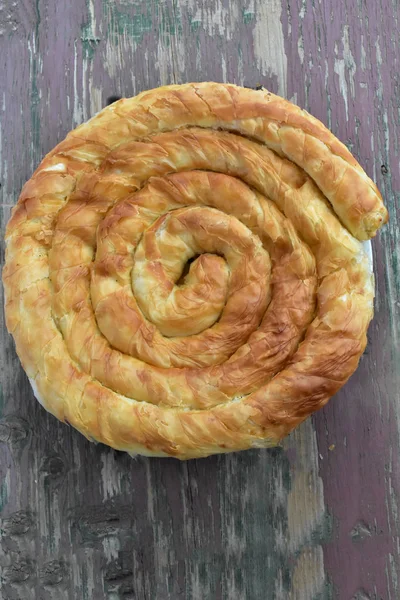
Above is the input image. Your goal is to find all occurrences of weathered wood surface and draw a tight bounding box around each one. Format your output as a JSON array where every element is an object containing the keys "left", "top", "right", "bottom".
[{"left": 0, "top": 1, "right": 399, "bottom": 598}]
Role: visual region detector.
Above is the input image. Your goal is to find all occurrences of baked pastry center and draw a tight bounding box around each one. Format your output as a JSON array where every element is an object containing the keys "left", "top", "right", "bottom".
[{"left": 3, "top": 83, "right": 388, "bottom": 459}]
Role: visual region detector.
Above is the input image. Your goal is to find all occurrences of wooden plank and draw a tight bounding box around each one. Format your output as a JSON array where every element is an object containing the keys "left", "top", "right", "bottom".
[
  {"left": 0, "top": 1, "right": 398, "bottom": 599},
  {"left": 281, "top": 0, "right": 400, "bottom": 597}
]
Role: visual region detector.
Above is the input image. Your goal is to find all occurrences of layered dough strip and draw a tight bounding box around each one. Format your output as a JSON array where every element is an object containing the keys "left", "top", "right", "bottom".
[{"left": 3, "top": 83, "right": 385, "bottom": 458}]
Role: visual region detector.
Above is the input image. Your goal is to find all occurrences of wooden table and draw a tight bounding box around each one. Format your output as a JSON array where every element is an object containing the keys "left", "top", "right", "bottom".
[{"left": 1, "top": 1, "right": 399, "bottom": 598}]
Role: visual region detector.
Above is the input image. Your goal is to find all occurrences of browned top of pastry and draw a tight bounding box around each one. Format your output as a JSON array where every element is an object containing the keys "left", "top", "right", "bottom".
[{"left": 3, "top": 83, "right": 387, "bottom": 458}]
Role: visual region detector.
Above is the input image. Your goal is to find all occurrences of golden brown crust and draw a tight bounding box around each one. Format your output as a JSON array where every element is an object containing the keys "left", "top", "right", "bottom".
[{"left": 3, "top": 83, "right": 387, "bottom": 459}]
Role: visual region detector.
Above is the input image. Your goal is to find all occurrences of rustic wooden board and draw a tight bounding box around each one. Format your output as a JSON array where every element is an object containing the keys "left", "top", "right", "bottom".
[{"left": 0, "top": 1, "right": 399, "bottom": 598}]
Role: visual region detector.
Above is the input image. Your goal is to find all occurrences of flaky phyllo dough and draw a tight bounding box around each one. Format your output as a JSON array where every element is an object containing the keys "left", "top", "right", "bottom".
[{"left": 3, "top": 83, "right": 388, "bottom": 458}]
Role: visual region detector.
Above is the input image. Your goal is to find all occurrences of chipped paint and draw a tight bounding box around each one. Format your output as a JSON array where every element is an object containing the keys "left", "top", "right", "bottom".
[
  {"left": 333, "top": 26, "right": 357, "bottom": 121},
  {"left": 185, "top": 0, "right": 241, "bottom": 40},
  {"left": 73, "top": 40, "right": 84, "bottom": 126},
  {"left": 100, "top": 451, "right": 121, "bottom": 500},
  {"left": 284, "top": 421, "right": 330, "bottom": 598},
  {"left": 27, "top": 35, "right": 42, "bottom": 170},
  {"left": 81, "top": 0, "right": 101, "bottom": 59},
  {"left": 252, "top": 0, "right": 287, "bottom": 96},
  {"left": 289, "top": 547, "right": 331, "bottom": 600},
  {"left": 0, "top": 474, "right": 9, "bottom": 512}
]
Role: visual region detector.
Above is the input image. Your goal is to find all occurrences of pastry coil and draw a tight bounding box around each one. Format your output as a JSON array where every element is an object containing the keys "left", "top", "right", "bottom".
[{"left": 3, "top": 83, "right": 388, "bottom": 459}]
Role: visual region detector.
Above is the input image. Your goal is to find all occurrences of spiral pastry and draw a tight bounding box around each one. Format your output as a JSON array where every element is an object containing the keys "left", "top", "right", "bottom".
[{"left": 3, "top": 83, "right": 388, "bottom": 459}]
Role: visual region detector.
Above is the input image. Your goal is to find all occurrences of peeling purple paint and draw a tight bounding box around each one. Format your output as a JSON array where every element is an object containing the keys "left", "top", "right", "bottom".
[{"left": 282, "top": 0, "right": 400, "bottom": 597}]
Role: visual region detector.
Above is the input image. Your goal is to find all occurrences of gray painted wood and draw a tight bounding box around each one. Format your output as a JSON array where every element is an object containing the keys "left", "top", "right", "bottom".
[{"left": 0, "top": 1, "right": 399, "bottom": 598}]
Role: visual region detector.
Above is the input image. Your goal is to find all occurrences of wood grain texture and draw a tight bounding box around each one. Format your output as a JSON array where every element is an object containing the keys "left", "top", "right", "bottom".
[{"left": 0, "top": 1, "right": 398, "bottom": 599}]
